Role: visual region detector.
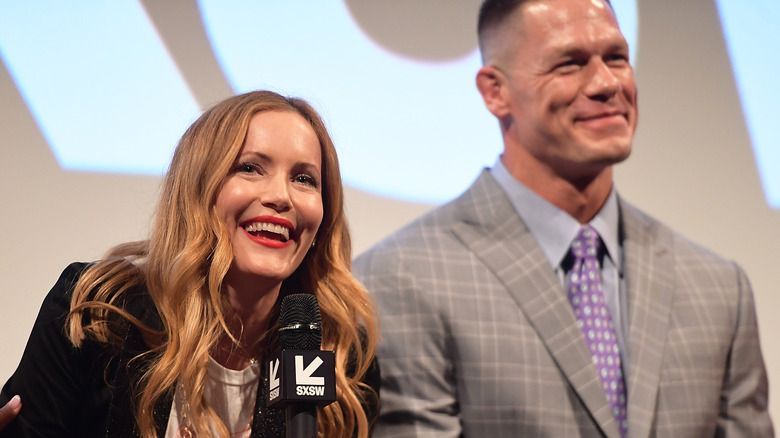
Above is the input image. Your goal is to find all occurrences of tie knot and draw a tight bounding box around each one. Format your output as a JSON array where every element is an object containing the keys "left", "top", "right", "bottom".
[{"left": 572, "top": 225, "right": 599, "bottom": 259}]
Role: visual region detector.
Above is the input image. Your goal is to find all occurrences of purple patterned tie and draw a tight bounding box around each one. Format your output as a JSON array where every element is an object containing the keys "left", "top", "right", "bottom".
[{"left": 568, "top": 225, "right": 627, "bottom": 436}]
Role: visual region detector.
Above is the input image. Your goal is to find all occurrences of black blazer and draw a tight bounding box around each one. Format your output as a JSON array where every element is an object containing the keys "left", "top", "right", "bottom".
[{"left": 1, "top": 263, "right": 379, "bottom": 437}]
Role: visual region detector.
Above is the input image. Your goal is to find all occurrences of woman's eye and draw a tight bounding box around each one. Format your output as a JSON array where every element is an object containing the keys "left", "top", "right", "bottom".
[
  {"left": 235, "top": 162, "right": 259, "bottom": 174},
  {"left": 294, "top": 174, "right": 319, "bottom": 187}
]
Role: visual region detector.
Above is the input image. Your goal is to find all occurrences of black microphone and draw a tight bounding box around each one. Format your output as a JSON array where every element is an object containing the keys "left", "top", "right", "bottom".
[{"left": 267, "top": 294, "right": 336, "bottom": 438}]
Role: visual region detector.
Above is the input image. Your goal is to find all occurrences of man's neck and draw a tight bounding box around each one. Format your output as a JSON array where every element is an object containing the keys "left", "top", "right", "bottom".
[{"left": 501, "top": 155, "right": 614, "bottom": 224}]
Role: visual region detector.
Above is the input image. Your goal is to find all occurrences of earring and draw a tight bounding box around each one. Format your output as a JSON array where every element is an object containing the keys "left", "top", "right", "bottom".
[{"left": 311, "top": 237, "right": 317, "bottom": 248}]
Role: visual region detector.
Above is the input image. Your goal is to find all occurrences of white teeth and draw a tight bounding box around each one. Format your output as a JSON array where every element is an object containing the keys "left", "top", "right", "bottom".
[{"left": 244, "top": 222, "right": 290, "bottom": 241}]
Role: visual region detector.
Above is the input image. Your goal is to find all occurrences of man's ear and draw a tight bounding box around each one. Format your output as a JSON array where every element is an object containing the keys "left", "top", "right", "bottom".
[{"left": 476, "top": 65, "right": 510, "bottom": 118}]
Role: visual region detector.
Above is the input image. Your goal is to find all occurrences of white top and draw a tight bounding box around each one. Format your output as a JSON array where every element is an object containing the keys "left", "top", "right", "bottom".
[{"left": 165, "top": 357, "right": 261, "bottom": 437}]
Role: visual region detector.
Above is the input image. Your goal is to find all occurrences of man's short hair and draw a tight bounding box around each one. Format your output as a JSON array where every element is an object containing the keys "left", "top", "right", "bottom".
[{"left": 477, "top": 0, "right": 614, "bottom": 42}]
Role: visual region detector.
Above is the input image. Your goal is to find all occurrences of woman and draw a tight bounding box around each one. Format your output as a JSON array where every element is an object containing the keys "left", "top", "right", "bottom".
[{"left": 0, "top": 91, "right": 379, "bottom": 437}]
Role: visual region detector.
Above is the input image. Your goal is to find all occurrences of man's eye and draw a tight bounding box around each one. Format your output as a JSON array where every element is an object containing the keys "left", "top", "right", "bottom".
[
  {"left": 554, "top": 60, "right": 582, "bottom": 73},
  {"left": 606, "top": 54, "right": 629, "bottom": 65}
]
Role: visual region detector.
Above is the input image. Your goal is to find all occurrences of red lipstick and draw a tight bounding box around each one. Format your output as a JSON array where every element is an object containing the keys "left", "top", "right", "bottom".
[{"left": 239, "top": 216, "right": 295, "bottom": 249}]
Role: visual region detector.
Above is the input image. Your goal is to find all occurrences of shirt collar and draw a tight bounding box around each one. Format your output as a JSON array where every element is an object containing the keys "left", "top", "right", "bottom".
[{"left": 490, "top": 157, "right": 622, "bottom": 274}]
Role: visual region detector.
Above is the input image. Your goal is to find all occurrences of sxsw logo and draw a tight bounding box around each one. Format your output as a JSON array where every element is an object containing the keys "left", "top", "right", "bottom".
[
  {"left": 269, "top": 358, "right": 281, "bottom": 401},
  {"left": 267, "top": 350, "right": 336, "bottom": 407}
]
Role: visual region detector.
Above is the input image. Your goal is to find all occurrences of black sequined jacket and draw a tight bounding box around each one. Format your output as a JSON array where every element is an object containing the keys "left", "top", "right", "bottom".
[{"left": 0, "top": 263, "right": 380, "bottom": 437}]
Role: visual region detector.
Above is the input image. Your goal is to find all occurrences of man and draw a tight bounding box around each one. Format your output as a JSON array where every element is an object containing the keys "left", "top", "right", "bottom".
[{"left": 353, "top": 0, "right": 773, "bottom": 436}]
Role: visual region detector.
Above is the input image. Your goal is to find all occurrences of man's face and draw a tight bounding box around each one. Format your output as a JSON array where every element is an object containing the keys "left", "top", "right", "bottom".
[{"left": 495, "top": 0, "right": 638, "bottom": 180}]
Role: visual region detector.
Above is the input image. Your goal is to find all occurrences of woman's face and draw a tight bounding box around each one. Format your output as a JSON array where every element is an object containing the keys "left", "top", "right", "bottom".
[{"left": 216, "top": 110, "right": 324, "bottom": 292}]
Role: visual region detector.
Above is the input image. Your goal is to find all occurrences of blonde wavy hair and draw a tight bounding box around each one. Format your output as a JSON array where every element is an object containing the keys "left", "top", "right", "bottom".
[{"left": 66, "top": 90, "right": 378, "bottom": 437}]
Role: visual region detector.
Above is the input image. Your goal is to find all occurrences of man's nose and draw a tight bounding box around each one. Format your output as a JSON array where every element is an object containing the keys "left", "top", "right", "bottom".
[{"left": 583, "top": 58, "right": 622, "bottom": 100}]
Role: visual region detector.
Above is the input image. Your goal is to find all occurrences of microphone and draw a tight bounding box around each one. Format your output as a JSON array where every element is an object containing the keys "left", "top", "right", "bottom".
[{"left": 267, "top": 293, "right": 336, "bottom": 438}]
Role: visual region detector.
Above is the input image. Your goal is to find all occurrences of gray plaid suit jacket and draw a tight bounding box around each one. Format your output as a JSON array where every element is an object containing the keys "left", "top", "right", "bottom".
[{"left": 353, "top": 169, "right": 772, "bottom": 438}]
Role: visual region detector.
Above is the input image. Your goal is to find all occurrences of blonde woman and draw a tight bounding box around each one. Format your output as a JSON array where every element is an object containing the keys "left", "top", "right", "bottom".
[{"left": 0, "top": 91, "right": 379, "bottom": 437}]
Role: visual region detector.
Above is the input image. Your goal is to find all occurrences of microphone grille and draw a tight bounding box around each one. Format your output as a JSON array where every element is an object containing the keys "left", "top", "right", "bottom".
[{"left": 279, "top": 293, "right": 322, "bottom": 350}]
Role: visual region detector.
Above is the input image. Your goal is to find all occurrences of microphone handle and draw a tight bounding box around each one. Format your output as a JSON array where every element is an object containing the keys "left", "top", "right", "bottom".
[{"left": 285, "top": 403, "right": 317, "bottom": 438}]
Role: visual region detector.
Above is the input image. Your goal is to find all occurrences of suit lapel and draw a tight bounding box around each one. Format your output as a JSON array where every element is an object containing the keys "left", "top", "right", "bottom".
[
  {"left": 619, "top": 200, "right": 675, "bottom": 438},
  {"left": 450, "top": 171, "right": 622, "bottom": 438}
]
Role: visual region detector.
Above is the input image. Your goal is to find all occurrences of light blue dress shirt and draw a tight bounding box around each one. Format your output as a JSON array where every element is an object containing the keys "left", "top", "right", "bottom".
[{"left": 490, "top": 158, "right": 631, "bottom": 374}]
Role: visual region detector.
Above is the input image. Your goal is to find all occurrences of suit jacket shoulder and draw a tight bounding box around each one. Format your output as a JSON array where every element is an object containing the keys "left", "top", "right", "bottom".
[
  {"left": 1, "top": 262, "right": 119, "bottom": 437},
  {"left": 354, "top": 169, "right": 519, "bottom": 274}
]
